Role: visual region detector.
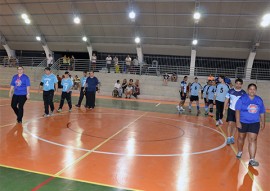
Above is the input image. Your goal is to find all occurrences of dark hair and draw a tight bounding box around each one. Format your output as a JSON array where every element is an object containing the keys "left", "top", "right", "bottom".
[
  {"left": 184, "top": 76, "right": 187, "bottom": 79},
  {"left": 248, "top": 83, "right": 257, "bottom": 90},
  {"left": 219, "top": 75, "right": 225, "bottom": 80},
  {"left": 44, "top": 67, "right": 51, "bottom": 71},
  {"left": 83, "top": 70, "right": 88, "bottom": 73},
  {"left": 195, "top": 77, "right": 198, "bottom": 79},
  {"left": 17, "top": 66, "right": 23, "bottom": 69},
  {"left": 235, "top": 78, "right": 243, "bottom": 84},
  {"left": 65, "top": 71, "right": 69, "bottom": 74},
  {"left": 117, "top": 80, "right": 120, "bottom": 83}
]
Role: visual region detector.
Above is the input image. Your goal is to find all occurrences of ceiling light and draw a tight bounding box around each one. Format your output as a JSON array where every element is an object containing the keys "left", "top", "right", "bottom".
[
  {"left": 192, "top": 39, "right": 198, "bottom": 45},
  {"left": 36, "top": 36, "right": 41, "bottom": 41},
  {"left": 260, "top": 13, "right": 270, "bottom": 27},
  {"left": 21, "top": 13, "right": 28, "bottom": 20},
  {"left": 24, "top": 18, "right": 31, "bottom": 24},
  {"left": 135, "top": 37, "right": 141, "bottom": 44},
  {"left": 193, "top": 12, "right": 201, "bottom": 20},
  {"left": 129, "top": 11, "right": 136, "bottom": 19},
  {"left": 73, "top": 16, "right": 81, "bottom": 24},
  {"left": 82, "top": 36, "right": 87, "bottom": 42}
]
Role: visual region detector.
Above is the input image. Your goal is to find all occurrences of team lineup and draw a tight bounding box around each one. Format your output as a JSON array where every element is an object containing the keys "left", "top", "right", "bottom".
[{"left": 9, "top": 66, "right": 266, "bottom": 167}]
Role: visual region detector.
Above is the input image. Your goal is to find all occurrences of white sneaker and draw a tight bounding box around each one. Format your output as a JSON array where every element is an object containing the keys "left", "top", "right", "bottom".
[
  {"left": 219, "top": 119, "right": 223, "bottom": 125},
  {"left": 180, "top": 107, "right": 185, "bottom": 111},
  {"left": 57, "top": 108, "right": 62, "bottom": 112},
  {"left": 216, "top": 121, "right": 219, "bottom": 126},
  {"left": 69, "top": 109, "right": 72, "bottom": 112},
  {"left": 176, "top": 105, "right": 180, "bottom": 111},
  {"left": 43, "top": 114, "right": 50, "bottom": 117}
]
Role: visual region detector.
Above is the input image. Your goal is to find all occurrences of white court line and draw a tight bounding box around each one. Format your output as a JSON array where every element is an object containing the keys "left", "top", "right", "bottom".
[
  {"left": 23, "top": 112, "right": 227, "bottom": 157},
  {"left": 155, "top": 103, "right": 161, "bottom": 107}
]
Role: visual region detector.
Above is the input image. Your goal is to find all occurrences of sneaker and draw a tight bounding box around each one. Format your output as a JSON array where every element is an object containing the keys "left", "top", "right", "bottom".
[
  {"left": 75, "top": 104, "right": 80, "bottom": 108},
  {"left": 43, "top": 114, "right": 50, "bottom": 117},
  {"left": 204, "top": 111, "right": 208, "bottom": 116},
  {"left": 17, "top": 120, "right": 22, "bottom": 124},
  {"left": 219, "top": 119, "right": 223, "bottom": 125},
  {"left": 249, "top": 159, "right": 259, "bottom": 167},
  {"left": 180, "top": 107, "right": 185, "bottom": 111},
  {"left": 216, "top": 121, "right": 219, "bottom": 126},
  {"left": 49, "top": 110, "right": 54, "bottom": 116},
  {"left": 231, "top": 137, "right": 235, "bottom": 144},
  {"left": 176, "top": 105, "right": 180, "bottom": 111},
  {"left": 236, "top": 151, "right": 242, "bottom": 159},
  {"left": 57, "top": 108, "right": 62, "bottom": 112},
  {"left": 69, "top": 108, "right": 72, "bottom": 112},
  {"left": 226, "top": 137, "right": 231, "bottom": 145}
]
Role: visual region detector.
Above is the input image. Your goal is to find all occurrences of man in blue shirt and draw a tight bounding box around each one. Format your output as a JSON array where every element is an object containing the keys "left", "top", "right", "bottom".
[
  {"left": 223, "top": 78, "right": 246, "bottom": 144},
  {"left": 177, "top": 76, "right": 188, "bottom": 112},
  {"left": 57, "top": 71, "right": 73, "bottom": 112},
  {"left": 214, "top": 75, "right": 229, "bottom": 126},
  {"left": 235, "top": 83, "right": 265, "bottom": 166},
  {"left": 39, "top": 67, "right": 58, "bottom": 117},
  {"left": 9, "top": 66, "right": 30, "bottom": 123},
  {"left": 206, "top": 80, "right": 216, "bottom": 117},
  {"left": 84, "top": 71, "right": 100, "bottom": 109},
  {"left": 188, "top": 77, "right": 202, "bottom": 115},
  {"left": 75, "top": 71, "right": 88, "bottom": 107}
]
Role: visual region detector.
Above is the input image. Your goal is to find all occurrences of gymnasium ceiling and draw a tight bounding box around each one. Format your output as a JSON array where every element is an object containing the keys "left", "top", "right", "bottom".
[{"left": 0, "top": 0, "right": 270, "bottom": 59}]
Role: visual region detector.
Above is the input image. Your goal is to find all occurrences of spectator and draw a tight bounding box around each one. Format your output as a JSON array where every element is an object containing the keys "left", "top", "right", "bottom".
[
  {"left": 62, "top": 55, "right": 68, "bottom": 70},
  {"left": 70, "top": 55, "right": 75, "bottom": 71},
  {"left": 91, "top": 53, "right": 97, "bottom": 72},
  {"left": 125, "top": 82, "right": 133, "bottom": 99},
  {"left": 73, "top": 75, "right": 80, "bottom": 90},
  {"left": 122, "top": 79, "right": 127, "bottom": 93},
  {"left": 106, "top": 55, "right": 112, "bottom": 73},
  {"left": 114, "top": 80, "right": 122, "bottom": 97},
  {"left": 133, "top": 80, "right": 140, "bottom": 99},
  {"left": 133, "top": 57, "right": 139, "bottom": 74},
  {"left": 125, "top": 55, "right": 131, "bottom": 73},
  {"left": 47, "top": 54, "right": 53, "bottom": 67},
  {"left": 163, "top": 73, "right": 170, "bottom": 86},
  {"left": 171, "top": 72, "right": 178, "bottom": 82},
  {"left": 114, "top": 56, "right": 120, "bottom": 73}
]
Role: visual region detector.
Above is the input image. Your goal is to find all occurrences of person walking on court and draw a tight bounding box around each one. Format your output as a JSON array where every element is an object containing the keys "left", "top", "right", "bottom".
[
  {"left": 57, "top": 71, "right": 73, "bottom": 112},
  {"left": 9, "top": 66, "right": 30, "bottom": 123},
  {"left": 202, "top": 80, "right": 211, "bottom": 115},
  {"left": 188, "top": 77, "right": 202, "bottom": 115},
  {"left": 39, "top": 67, "right": 58, "bottom": 117},
  {"left": 235, "top": 83, "right": 265, "bottom": 166},
  {"left": 214, "top": 75, "right": 229, "bottom": 126},
  {"left": 84, "top": 71, "right": 100, "bottom": 109},
  {"left": 223, "top": 78, "right": 246, "bottom": 145},
  {"left": 76, "top": 71, "right": 88, "bottom": 107},
  {"left": 177, "top": 76, "right": 188, "bottom": 112},
  {"left": 206, "top": 80, "right": 216, "bottom": 117}
]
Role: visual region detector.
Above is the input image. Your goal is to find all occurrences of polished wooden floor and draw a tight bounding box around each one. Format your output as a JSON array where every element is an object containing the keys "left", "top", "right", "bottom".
[{"left": 0, "top": 96, "right": 269, "bottom": 191}]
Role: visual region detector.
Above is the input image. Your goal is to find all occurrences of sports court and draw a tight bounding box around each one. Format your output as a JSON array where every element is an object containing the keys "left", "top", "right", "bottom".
[{"left": 1, "top": 0, "right": 270, "bottom": 191}]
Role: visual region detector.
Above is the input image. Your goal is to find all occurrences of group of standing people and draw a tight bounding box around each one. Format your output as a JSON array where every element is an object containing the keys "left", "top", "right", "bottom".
[{"left": 176, "top": 75, "right": 265, "bottom": 166}]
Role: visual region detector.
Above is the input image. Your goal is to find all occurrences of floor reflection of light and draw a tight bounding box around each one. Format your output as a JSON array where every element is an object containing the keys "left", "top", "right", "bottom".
[
  {"left": 63, "top": 149, "right": 76, "bottom": 175},
  {"left": 176, "top": 141, "right": 191, "bottom": 191},
  {"left": 126, "top": 137, "right": 136, "bottom": 156}
]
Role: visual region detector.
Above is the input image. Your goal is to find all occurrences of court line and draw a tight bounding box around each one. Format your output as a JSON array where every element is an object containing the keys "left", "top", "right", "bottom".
[
  {"left": 213, "top": 118, "right": 263, "bottom": 191},
  {"left": 23, "top": 112, "right": 227, "bottom": 157},
  {"left": 0, "top": 164, "right": 141, "bottom": 191},
  {"left": 155, "top": 103, "right": 161, "bottom": 107}
]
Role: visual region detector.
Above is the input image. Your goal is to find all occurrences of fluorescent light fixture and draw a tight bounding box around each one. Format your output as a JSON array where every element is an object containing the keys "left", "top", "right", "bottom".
[
  {"left": 192, "top": 39, "right": 198, "bottom": 45},
  {"left": 36, "top": 36, "right": 41, "bottom": 41},
  {"left": 135, "top": 37, "right": 141, "bottom": 44},
  {"left": 82, "top": 36, "right": 87, "bottom": 42},
  {"left": 21, "top": 13, "right": 28, "bottom": 19},
  {"left": 24, "top": 18, "right": 31, "bottom": 24},
  {"left": 260, "top": 13, "right": 270, "bottom": 27},
  {"left": 193, "top": 12, "right": 201, "bottom": 20},
  {"left": 73, "top": 16, "right": 81, "bottom": 24},
  {"left": 129, "top": 11, "right": 136, "bottom": 19}
]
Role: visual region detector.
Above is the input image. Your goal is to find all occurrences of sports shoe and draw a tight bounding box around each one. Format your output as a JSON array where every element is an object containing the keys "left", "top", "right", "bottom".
[
  {"left": 204, "top": 111, "right": 208, "bottom": 115},
  {"left": 43, "top": 114, "right": 50, "bottom": 117},
  {"left": 226, "top": 137, "right": 231, "bottom": 145},
  {"left": 17, "top": 120, "right": 22, "bottom": 124},
  {"left": 236, "top": 151, "right": 242, "bottom": 159},
  {"left": 216, "top": 121, "right": 219, "bottom": 126},
  {"left": 249, "top": 159, "right": 259, "bottom": 166},
  {"left": 49, "top": 110, "right": 54, "bottom": 116},
  {"left": 75, "top": 104, "right": 80, "bottom": 107},
  {"left": 219, "top": 119, "right": 223, "bottom": 125},
  {"left": 57, "top": 108, "right": 62, "bottom": 112},
  {"left": 69, "top": 108, "right": 72, "bottom": 112},
  {"left": 231, "top": 137, "right": 235, "bottom": 144}
]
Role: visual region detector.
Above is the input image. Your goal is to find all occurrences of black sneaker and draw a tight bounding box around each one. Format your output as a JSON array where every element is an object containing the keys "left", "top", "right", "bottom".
[
  {"left": 17, "top": 120, "right": 22, "bottom": 124},
  {"left": 75, "top": 104, "right": 80, "bottom": 107},
  {"left": 249, "top": 159, "right": 259, "bottom": 166}
]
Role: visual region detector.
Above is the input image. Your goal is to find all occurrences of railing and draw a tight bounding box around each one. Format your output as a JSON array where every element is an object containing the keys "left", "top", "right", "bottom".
[{"left": 0, "top": 56, "right": 46, "bottom": 67}]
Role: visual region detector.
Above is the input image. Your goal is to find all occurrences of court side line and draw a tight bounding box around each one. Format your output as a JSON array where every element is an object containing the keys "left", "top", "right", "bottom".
[
  {"left": 0, "top": 164, "right": 141, "bottom": 191},
  {"left": 214, "top": 119, "right": 263, "bottom": 191}
]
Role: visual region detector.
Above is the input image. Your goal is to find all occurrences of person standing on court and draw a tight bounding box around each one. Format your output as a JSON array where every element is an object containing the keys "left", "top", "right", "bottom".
[
  {"left": 177, "top": 76, "right": 188, "bottom": 112},
  {"left": 84, "top": 71, "right": 100, "bottom": 109},
  {"left": 39, "top": 67, "right": 58, "bottom": 117},
  {"left": 76, "top": 71, "right": 88, "bottom": 108},
  {"left": 235, "top": 83, "right": 265, "bottom": 166},
  {"left": 106, "top": 54, "right": 112, "bottom": 73},
  {"left": 223, "top": 78, "right": 246, "bottom": 145},
  {"left": 214, "top": 75, "right": 229, "bottom": 126},
  {"left": 57, "top": 71, "right": 73, "bottom": 112},
  {"left": 188, "top": 77, "right": 202, "bottom": 115},
  {"left": 9, "top": 66, "right": 30, "bottom": 123}
]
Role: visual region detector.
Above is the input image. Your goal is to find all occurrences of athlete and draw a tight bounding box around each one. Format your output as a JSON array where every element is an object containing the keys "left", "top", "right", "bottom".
[
  {"left": 57, "top": 71, "right": 73, "bottom": 112},
  {"left": 9, "top": 66, "right": 30, "bottom": 123},
  {"left": 235, "top": 83, "right": 265, "bottom": 166},
  {"left": 177, "top": 76, "right": 188, "bottom": 112},
  {"left": 223, "top": 78, "right": 246, "bottom": 144},
  {"left": 75, "top": 71, "right": 88, "bottom": 107},
  {"left": 39, "top": 67, "right": 58, "bottom": 117},
  {"left": 206, "top": 80, "right": 216, "bottom": 117},
  {"left": 188, "top": 77, "right": 202, "bottom": 115},
  {"left": 214, "top": 75, "right": 229, "bottom": 126}
]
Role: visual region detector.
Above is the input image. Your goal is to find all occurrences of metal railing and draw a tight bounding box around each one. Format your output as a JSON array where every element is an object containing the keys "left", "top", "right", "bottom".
[{"left": 0, "top": 56, "right": 46, "bottom": 67}]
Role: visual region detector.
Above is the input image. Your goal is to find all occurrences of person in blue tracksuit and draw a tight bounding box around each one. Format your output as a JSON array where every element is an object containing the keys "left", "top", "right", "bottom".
[
  {"left": 57, "top": 71, "right": 73, "bottom": 112},
  {"left": 235, "top": 83, "right": 265, "bottom": 167},
  {"left": 84, "top": 71, "right": 100, "bottom": 109},
  {"left": 76, "top": 71, "right": 88, "bottom": 107}
]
